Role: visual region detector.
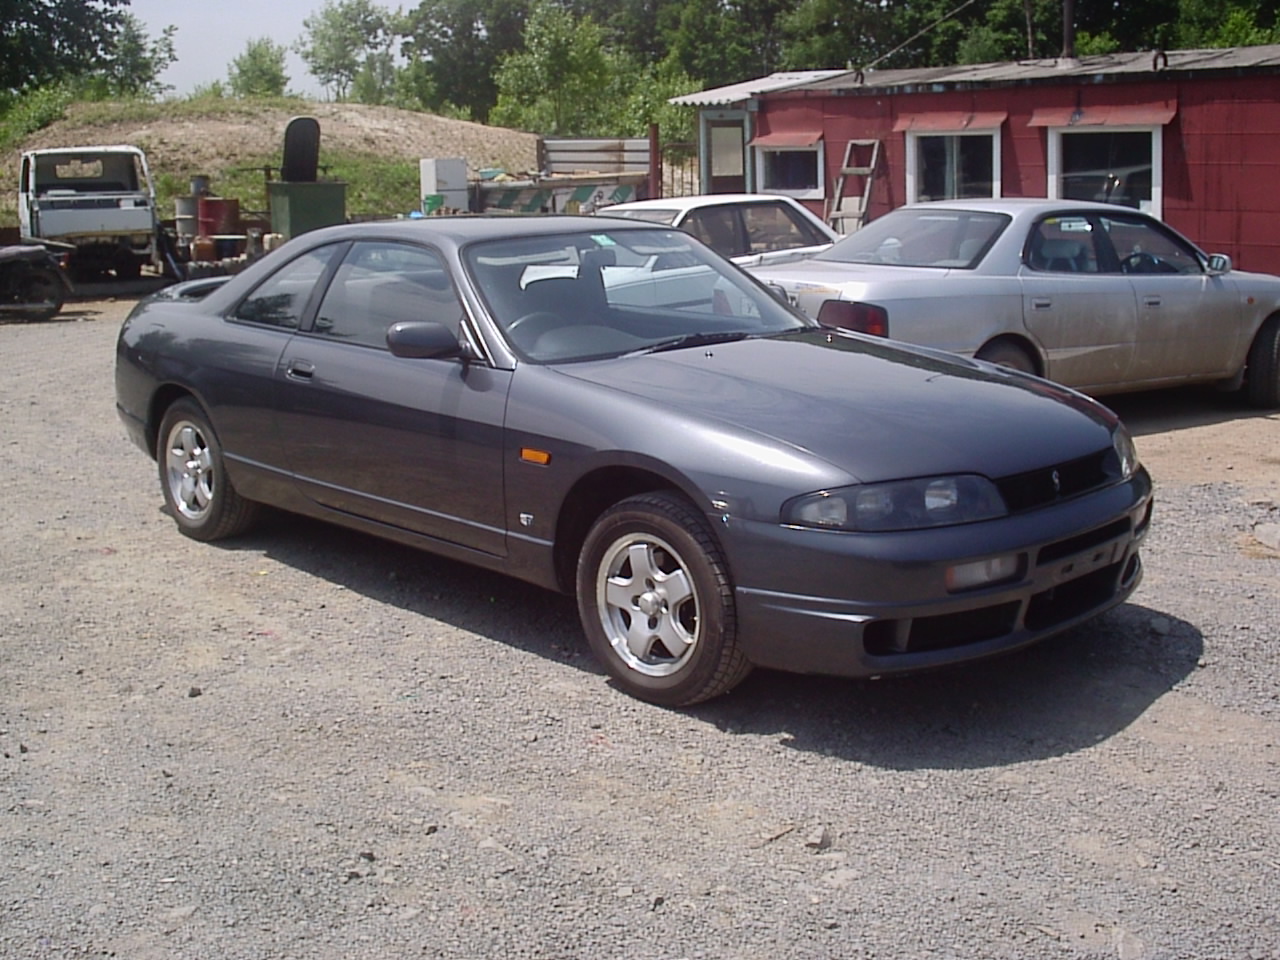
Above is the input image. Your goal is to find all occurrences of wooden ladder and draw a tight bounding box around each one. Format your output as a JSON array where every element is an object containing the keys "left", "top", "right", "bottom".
[{"left": 827, "top": 139, "right": 882, "bottom": 232}]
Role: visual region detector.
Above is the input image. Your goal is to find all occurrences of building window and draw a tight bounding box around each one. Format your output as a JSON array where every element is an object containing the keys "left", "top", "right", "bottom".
[
  {"left": 754, "top": 147, "right": 824, "bottom": 200},
  {"left": 906, "top": 132, "right": 1000, "bottom": 202},
  {"left": 1048, "top": 128, "right": 1161, "bottom": 217}
]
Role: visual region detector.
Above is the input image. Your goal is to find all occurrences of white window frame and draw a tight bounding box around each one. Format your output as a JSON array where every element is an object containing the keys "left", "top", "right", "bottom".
[
  {"left": 905, "top": 129, "right": 1002, "bottom": 203},
  {"left": 753, "top": 145, "right": 825, "bottom": 201},
  {"left": 1046, "top": 125, "right": 1163, "bottom": 219}
]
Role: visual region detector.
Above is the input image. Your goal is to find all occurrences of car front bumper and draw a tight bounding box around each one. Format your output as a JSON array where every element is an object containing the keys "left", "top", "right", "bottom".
[{"left": 726, "top": 470, "right": 1152, "bottom": 677}]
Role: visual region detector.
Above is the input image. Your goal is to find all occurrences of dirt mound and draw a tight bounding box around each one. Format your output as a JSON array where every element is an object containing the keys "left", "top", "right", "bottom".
[{"left": 1, "top": 99, "right": 541, "bottom": 225}]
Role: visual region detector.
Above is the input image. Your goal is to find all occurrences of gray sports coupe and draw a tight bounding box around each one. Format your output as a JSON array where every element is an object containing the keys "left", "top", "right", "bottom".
[
  {"left": 116, "top": 216, "right": 1152, "bottom": 705},
  {"left": 750, "top": 198, "right": 1280, "bottom": 407}
]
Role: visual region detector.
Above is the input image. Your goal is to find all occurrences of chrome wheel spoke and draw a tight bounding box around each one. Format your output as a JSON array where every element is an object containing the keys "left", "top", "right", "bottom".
[{"left": 597, "top": 532, "right": 701, "bottom": 676}]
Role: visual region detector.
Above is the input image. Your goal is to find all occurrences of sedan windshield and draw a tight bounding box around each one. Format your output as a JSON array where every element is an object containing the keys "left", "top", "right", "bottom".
[
  {"left": 815, "top": 207, "right": 1010, "bottom": 268},
  {"left": 463, "top": 227, "right": 811, "bottom": 362}
]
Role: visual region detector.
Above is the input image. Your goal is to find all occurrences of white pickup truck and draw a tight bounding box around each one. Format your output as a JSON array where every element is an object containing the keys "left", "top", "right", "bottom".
[{"left": 18, "top": 145, "right": 159, "bottom": 279}]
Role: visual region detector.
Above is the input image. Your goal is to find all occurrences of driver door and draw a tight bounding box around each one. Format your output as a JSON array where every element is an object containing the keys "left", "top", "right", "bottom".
[
  {"left": 1100, "top": 213, "right": 1241, "bottom": 384},
  {"left": 273, "top": 240, "right": 511, "bottom": 556}
]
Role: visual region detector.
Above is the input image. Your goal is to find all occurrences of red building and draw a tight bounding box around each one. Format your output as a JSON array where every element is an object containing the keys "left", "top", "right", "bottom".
[{"left": 673, "top": 46, "right": 1280, "bottom": 273}]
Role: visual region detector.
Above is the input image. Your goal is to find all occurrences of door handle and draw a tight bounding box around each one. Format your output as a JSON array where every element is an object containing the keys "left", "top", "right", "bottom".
[
  {"left": 285, "top": 359, "right": 315, "bottom": 381},
  {"left": 1031, "top": 298, "right": 1052, "bottom": 310},
  {"left": 1143, "top": 296, "right": 1161, "bottom": 307}
]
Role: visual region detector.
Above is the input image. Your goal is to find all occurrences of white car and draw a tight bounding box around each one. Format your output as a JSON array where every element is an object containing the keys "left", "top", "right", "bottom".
[
  {"left": 597, "top": 193, "right": 839, "bottom": 267},
  {"left": 750, "top": 198, "right": 1280, "bottom": 407}
]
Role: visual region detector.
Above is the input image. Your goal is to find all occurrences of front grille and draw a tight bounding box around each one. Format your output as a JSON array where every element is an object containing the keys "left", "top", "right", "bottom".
[
  {"left": 864, "top": 601, "right": 1020, "bottom": 655},
  {"left": 1024, "top": 562, "right": 1123, "bottom": 631},
  {"left": 995, "top": 448, "right": 1114, "bottom": 513},
  {"left": 1037, "top": 518, "right": 1131, "bottom": 566}
]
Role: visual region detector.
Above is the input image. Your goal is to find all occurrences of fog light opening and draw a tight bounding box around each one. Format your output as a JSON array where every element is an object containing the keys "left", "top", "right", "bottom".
[{"left": 946, "top": 554, "right": 1022, "bottom": 592}]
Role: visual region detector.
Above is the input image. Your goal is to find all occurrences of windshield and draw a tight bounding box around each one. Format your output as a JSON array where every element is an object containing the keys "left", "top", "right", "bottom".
[
  {"left": 815, "top": 207, "right": 1010, "bottom": 268},
  {"left": 463, "top": 227, "right": 810, "bottom": 362}
]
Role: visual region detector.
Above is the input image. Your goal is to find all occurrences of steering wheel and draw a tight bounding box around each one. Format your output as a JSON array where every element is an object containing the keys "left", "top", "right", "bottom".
[
  {"left": 1120, "top": 251, "right": 1171, "bottom": 274},
  {"left": 505, "top": 311, "right": 563, "bottom": 347}
]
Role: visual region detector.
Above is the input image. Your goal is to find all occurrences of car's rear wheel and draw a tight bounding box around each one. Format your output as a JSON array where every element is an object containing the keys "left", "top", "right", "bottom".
[
  {"left": 157, "top": 399, "right": 260, "bottom": 541},
  {"left": 577, "top": 492, "right": 751, "bottom": 706},
  {"left": 1245, "top": 315, "right": 1280, "bottom": 408},
  {"left": 17, "top": 265, "right": 65, "bottom": 322},
  {"left": 976, "top": 340, "right": 1037, "bottom": 375}
]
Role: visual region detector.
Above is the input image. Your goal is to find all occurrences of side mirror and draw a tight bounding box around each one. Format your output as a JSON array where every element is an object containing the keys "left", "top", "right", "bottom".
[
  {"left": 1206, "top": 253, "right": 1232, "bottom": 275},
  {"left": 765, "top": 282, "right": 792, "bottom": 305},
  {"left": 386, "top": 320, "right": 468, "bottom": 359}
]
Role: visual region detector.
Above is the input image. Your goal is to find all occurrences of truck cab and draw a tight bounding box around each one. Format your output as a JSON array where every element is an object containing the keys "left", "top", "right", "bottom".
[{"left": 19, "top": 145, "right": 158, "bottom": 279}]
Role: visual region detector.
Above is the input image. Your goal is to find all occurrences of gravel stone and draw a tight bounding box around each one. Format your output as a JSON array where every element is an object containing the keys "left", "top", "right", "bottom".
[{"left": 1, "top": 302, "right": 1278, "bottom": 959}]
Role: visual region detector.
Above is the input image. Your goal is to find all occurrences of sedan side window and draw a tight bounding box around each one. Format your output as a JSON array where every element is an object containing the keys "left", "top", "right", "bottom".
[
  {"left": 232, "top": 246, "right": 338, "bottom": 328},
  {"left": 683, "top": 207, "right": 747, "bottom": 258},
  {"left": 1101, "top": 215, "right": 1203, "bottom": 275},
  {"left": 311, "top": 241, "right": 464, "bottom": 348},
  {"left": 1027, "top": 217, "right": 1101, "bottom": 273},
  {"left": 741, "top": 202, "right": 828, "bottom": 253}
]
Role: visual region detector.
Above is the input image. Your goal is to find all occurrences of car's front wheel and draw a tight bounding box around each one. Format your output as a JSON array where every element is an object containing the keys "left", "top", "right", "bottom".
[
  {"left": 577, "top": 492, "right": 751, "bottom": 706},
  {"left": 1245, "top": 315, "right": 1280, "bottom": 408},
  {"left": 157, "top": 399, "right": 260, "bottom": 541}
]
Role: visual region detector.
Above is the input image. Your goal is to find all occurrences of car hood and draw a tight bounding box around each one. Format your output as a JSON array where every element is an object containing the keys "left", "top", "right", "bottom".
[{"left": 556, "top": 330, "right": 1116, "bottom": 484}]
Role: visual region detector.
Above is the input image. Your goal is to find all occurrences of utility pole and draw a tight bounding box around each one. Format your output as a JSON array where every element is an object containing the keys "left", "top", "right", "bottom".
[{"left": 1061, "top": 0, "right": 1076, "bottom": 58}]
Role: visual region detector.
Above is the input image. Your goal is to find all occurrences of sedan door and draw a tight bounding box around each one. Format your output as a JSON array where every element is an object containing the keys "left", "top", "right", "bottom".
[
  {"left": 1099, "top": 213, "right": 1242, "bottom": 384},
  {"left": 1020, "top": 214, "right": 1137, "bottom": 390},
  {"left": 273, "top": 240, "right": 511, "bottom": 556}
]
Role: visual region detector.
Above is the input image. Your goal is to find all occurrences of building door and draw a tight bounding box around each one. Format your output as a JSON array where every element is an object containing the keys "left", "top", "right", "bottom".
[{"left": 706, "top": 120, "right": 747, "bottom": 193}]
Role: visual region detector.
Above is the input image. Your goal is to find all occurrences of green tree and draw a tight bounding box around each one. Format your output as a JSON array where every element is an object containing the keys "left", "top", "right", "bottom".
[
  {"left": 398, "top": 0, "right": 528, "bottom": 120},
  {"left": 228, "top": 37, "right": 290, "bottom": 97},
  {"left": 351, "top": 49, "right": 398, "bottom": 104},
  {"left": 490, "top": 1, "right": 612, "bottom": 134},
  {"left": 0, "top": 0, "right": 130, "bottom": 94},
  {"left": 295, "top": 0, "right": 391, "bottom": 100},
  {"left": 85, "top": 12, "right": 177, "bottom": 98}
]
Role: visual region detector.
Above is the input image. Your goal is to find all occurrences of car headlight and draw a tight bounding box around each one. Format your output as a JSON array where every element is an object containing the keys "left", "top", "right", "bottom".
[
  {"left": 1112, "top": 424, "right": 1140, "bottom": 481},
  {"left": 783, "top": 475, "right": 1008, "bottom": 532}
]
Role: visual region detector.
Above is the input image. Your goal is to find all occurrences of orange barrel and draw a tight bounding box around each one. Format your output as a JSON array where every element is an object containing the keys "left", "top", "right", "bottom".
[
  {"left": 197, "top": 196, "right": 241, "bottom": 237},
  {"left": 192, "top": 235, "right": 216, "bottom": 261}
]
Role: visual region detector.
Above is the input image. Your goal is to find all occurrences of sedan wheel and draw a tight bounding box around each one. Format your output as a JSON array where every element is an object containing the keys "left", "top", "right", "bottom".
[
  {"left": 976, "top": 340, "right": 1037, "bottom": 375},
  {"left": 157, "top": 399, "right": 259, "bottom": 541},
  {"left": 577, "top": 492, "right": 751, "bottom": 706},
  {"left": 1245, "top": 316, "right": 1280, "bottom": 408}
]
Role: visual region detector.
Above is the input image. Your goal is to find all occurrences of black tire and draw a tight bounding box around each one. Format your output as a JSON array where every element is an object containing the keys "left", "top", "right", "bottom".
[
  {"left": 114, "top": 256, "right": 143, "bottom": 281},
  {"left": 17, "top": 266, "right": 65, "bottom": 322},
  {"left": 1245, "top": 316, "right": 1280, "bottom": 408},
  {"left": 976, "top": 340, "right": 1037, "bottom": 375},
  {"left": 156, "top": 399, "right": 260, "bottom": 541},
  {"left": 576, "top": 492, "right": 751, "bottom": 706}
]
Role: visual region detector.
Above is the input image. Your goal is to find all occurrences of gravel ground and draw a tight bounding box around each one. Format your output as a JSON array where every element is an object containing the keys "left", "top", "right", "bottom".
[{"left": 2, "top": 300, "right": 1279, "bottom": 960}]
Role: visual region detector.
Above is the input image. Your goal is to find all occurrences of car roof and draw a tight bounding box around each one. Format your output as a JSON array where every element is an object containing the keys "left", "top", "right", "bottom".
[
  {"left": 602, "top": 193, "right": 804, "bottom": 213},
  {"left": 294, "top": 214, "right": 668, "bottom": 248},
  {"left": 900, "top": 197, "right": 1148, "bottom": 217}
]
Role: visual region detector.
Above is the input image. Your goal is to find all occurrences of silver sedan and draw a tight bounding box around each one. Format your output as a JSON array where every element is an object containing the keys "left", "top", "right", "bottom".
[{"left": 750, "top": 198, "right": 1280, "bottom": 407}]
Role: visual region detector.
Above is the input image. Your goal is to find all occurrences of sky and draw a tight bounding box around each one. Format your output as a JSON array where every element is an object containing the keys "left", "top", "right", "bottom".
[{"left": 127, "top": 0, "right": 330, "bottom": 98}]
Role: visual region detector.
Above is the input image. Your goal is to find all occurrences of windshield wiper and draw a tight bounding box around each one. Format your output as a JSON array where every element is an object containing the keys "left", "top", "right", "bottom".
[{"left": 631, "top": 330, "right": 753, "bottom": 355}]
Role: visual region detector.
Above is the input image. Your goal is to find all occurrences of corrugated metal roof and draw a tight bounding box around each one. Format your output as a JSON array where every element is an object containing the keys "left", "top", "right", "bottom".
[
  {"left": 795, "top": 44, "right": 1280, "bottom": 93},
  {"left": 670, "top": 45, "right": 1280, "bottom": 104},
  {"left": 669, "top": 70, "right": 846, "bottom": 105}
]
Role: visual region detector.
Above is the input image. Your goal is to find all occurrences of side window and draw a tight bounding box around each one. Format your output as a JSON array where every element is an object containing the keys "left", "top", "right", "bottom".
[
  {"left": 312, "top": 241, "right": 463, "bottom": 348},
  {"left": 233, "top": 245, "right": 338, "bottom": 328},
  {"left": 742, "top": 202, "right": 828, "bottom": 252},
  {"left": 1026, "top": 217, "right": 1102, "bottom": 274},
  {"left": 683, "top": 207, "right": 746, "bottom": 258},
  {"left": 1101, "top": 215, "right": 1203, "bottom": 275}
]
